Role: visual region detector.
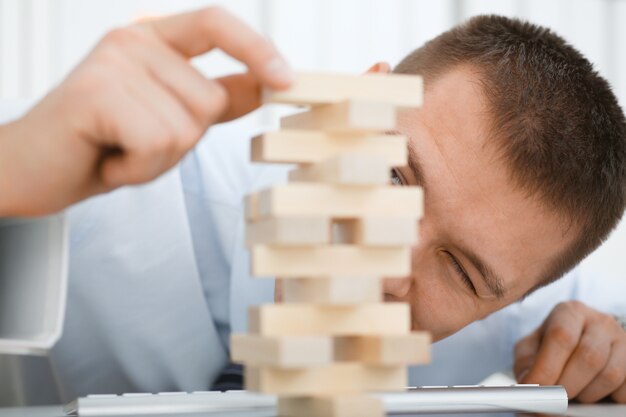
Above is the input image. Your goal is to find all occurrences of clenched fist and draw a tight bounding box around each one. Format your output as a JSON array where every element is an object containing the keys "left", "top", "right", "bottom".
[
  {"left": 514, "top": 301, "right": 626, "bottom": 403},
  {"left": 0, "top": 7, "right": 292, "bottom": 216}
]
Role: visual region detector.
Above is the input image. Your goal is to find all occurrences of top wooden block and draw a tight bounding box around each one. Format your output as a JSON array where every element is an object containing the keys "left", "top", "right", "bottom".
[{"left": 264, "top": 72, "right": 423, "bottom": 108}]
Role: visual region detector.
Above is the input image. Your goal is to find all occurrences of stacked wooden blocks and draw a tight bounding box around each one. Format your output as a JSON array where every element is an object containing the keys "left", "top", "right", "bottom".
[{"left": 231, "top": 72, "right": 431, "bottom": 417}]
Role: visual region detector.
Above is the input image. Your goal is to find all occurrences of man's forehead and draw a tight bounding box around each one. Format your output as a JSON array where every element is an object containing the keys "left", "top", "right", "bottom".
[{"left": 400, "top": 69, "right": 493, "bottom": 161}]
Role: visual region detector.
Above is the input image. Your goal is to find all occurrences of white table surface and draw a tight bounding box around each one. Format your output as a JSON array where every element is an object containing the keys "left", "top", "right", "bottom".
[{"left": 1, "top": 404, "right": 626, "bottom": 417}]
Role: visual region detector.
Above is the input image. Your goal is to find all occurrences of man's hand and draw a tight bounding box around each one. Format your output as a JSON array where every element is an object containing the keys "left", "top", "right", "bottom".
[
  {"left": 514, "top": 301, "right": 626, "bottom": 403},
  {"left": 0, "top": 7, "right": 292, "bottom": 216}
]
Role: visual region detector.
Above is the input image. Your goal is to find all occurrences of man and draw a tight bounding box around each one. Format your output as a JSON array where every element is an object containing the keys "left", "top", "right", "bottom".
[
  {"left": 384, "top": 16, "right": 626, "bottom": 403},
  {"left": 0, "top": 8, "right": 625, "bottom": 404}
]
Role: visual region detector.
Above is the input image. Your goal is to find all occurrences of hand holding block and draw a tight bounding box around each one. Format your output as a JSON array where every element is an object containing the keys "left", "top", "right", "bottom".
[
  {"left": 246, "top": 217, "right": 331, "bottom": 246},
  {"left": 278, "top": 395, "right": 384, "bottom": 417},
  {"left": 246, "top": 184, "right": 423, "bottom": 220},
  {"left": 251, "top": 131, "right": 408, "bottom": 165},
  {"left": 281, "top": 277, "right": 382, "bottom": 304},
  {"left": 263, "top": 72, "right": 423, "bottom": 108},
  {"left": 334, "top": 333, "right": 431, "bottom": 365},
  {"left": 231, "top": 334, "right": 332, "bottom": 367},
  {"left": 281, "top": 100, "right": 395, "bottom": 133},
  {"left": 245, "top": 363, "right": 407, "bottom": 395},
  {"left": 251, "top": 245, "right": 411, "bottom": 277},
  {"left": 249, "top": 303, "right": 410, "bottom": 336},
  {"left": 288, "top": 154, "right": 390, "bottom": 186}
]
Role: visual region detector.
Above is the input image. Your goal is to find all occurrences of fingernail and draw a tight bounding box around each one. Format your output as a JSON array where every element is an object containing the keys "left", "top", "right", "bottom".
[{"left": 266, "top": 57, "right": 293, "bottom": 86}]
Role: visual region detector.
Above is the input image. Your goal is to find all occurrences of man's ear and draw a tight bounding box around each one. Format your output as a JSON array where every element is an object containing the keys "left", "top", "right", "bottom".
[{"left": 364, "top": 62, "right": 391, "bottom": 74}]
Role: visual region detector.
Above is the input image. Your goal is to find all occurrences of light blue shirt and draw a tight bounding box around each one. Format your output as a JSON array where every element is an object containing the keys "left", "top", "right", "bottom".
[{"left": 1, "top": 103, "right": 625, "bottom": 403}]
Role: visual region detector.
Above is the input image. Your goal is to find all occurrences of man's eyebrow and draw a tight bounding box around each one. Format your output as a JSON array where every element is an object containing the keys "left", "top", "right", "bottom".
[{"left": 459, "top": 244, "right": 506, "bottom": 299}]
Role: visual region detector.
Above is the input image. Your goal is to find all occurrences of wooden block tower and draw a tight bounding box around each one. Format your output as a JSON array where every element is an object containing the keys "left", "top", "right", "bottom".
[{"left": 231, "top": 72, "right": 431, "bottom": 417}]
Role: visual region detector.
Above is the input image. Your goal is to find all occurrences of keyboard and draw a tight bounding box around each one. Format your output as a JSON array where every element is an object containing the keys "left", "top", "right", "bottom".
[{"left": 65, "top": 384, "right": 568, "bottom": 416}]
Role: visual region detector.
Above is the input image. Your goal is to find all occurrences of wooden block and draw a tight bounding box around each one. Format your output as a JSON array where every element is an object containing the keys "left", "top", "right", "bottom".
[
  {"left": 246, "top": 184, "right": 423, "bottom": 221},
  {"left": 281, "top": 100, "right": 395, "bottom": 133},
  {"left": 355, "top": 217, "right": 419, "bottom": 245},
  {"left": 251, "top": 130, "right": 408, "bottom": 165},
  {"left": 263, "top": 72, "right": 423, "bottom": 108},
  {"left": 248, "top": 303, "right": 410, "bottom": 336},
  {"left": 332, "top": 218, "right": 419, "bottom": 246},
  {"left": 281, "top": 277, "right": 382, "bottom": 304},
  {"left": 245, "top": 192, "right": 260, "bottom": 221},
  {"left": 245, "top": 363, "right": 406, "bottom": 395},
  {"left": 278, "top": 395, "right": 384, "bottom": 417},
  {"left": 334, "top": 333, "right": 431, "bottom": 365},
  {"left": 288, "top": 154, "right": 390, "bottom": 186},
  {"left": 231, "top": 334, "right": 332, "bottom": 367},
  {"left": 251, "top": 245, "right": 411, "bottom": 277},
  {"left": 246, "top": 217, "right": 331, "bottom": 247}
]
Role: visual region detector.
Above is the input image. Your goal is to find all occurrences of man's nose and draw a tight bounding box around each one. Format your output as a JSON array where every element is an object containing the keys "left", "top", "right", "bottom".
[{"left": 383, "top": 276, "right": 412, "bottom": 300}]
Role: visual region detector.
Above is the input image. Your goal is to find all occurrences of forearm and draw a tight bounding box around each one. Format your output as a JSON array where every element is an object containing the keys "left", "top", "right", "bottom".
[
  {"left": 0, "top": 122, "right": 20, "bottom": 216},
  {"left": 0, "top": 118, "right": 43, "bottom": 217}
]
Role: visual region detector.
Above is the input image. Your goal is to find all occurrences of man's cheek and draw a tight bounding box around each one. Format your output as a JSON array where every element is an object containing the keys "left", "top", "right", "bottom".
[{"left": 411, "top": 284, "right": 474, "bottom": 341}]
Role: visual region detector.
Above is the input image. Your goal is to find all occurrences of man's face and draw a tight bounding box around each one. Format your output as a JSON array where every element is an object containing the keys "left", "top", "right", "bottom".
[{"left": 385, "top": 66, "right": 576, "bottom": 341}]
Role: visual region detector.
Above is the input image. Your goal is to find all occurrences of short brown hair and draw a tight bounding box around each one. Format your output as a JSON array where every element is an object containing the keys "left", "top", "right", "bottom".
[{"left": 394, "top": 15, "right": 626, "bottom": 289}]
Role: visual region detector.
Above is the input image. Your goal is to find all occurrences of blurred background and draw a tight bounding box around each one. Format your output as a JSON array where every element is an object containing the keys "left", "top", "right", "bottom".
[{"left": 0, "top": 0, "right": 624, "bottom": 276}]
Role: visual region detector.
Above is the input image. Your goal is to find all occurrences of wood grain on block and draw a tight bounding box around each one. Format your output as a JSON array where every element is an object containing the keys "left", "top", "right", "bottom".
[
  {"left": 280, "top": 100, "right": 395, "bottom": 133},
  {"left": 246, "top": 184, "right": 423, "bottom": 221},
  {"left": 251, "top": 245, "right": 411, "bottom": 277},
  {"left": 332, "top": 218, "right": 418, "bottom": 246},
  {"left": 334, "top": 333, "right": 431, "bottom": 365},
  {"left": 246, "top": 217, "right": 331, "bottom": 247},
  {"left": 263, "top": 72, "right": 423, "bottom": 108},
  {"left": 288, "top": 154, "right": 390, "bottom": 185},
  {"left": 281, "top": 277, "right": 382, "bottom": 304},
  {"left": 245, "top": 363, "right": 407, "bottom": 395},
  {"left": 251, "top": 130, "right": 407, "bottom": 165},
  {"left": 231, "top": 334, "right": 332, "bottom": 367},
  {"left": 248, "top": 303, "right": 410, "bottom": 336},
  {"left": 278, "top": 395, "right": 384, "bottom": 417}
]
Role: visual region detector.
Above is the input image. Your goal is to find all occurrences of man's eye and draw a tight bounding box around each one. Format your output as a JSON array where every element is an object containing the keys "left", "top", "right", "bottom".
[
  {"left": 444, "top": 251, "right": 477, "bottom": 295},
  {"left": 390, "top": 169, "right": 404, "bottom": 186}
]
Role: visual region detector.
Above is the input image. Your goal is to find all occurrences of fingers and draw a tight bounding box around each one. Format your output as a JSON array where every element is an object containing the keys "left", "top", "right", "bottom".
[
  {"left": 121, "top": 65, "right": 201, "bottom": 170},
  {"left": 577, "top": 336, "right": 626, "bottom": 403},
  {"left": 612, "top": 379, "right": 626, "bottom": 403},
  {"left": 215, "top": 73, "right": 263, "bottom": 122},
  {"left": 514, "top": 328, "right": 542, "bottom": 379},
  {"left": 140, "top": 6, "right": 292, "bottom": 89},
  {"left": 53, "top": 6, "right": 292, "bottom": 201},
  {"left": 112, "top": 14, "right": 268, "bottom": 129},
  {"left": 556, "top": 321, "right": 611, "bottom": 398},
  {"left": 118, "top": 31, "right": 232, "bottom": 128},
  {"left": 93, "top": 78, "right": 195, "bottom": 188},
  {"left": 90, "top": 23, "right": 262, "bottom": 189},
  {"left": 94, "top": 87, "right": 169, "bottom": 187},
  {"left": 129, "top": 39, "right": 262, "bottom": 125},
  {"left": 514, "top": 301, "right": 626, "bottom": 404},
  {"left": 520, "top": 306, "right": 585, "bottom": 385}
]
